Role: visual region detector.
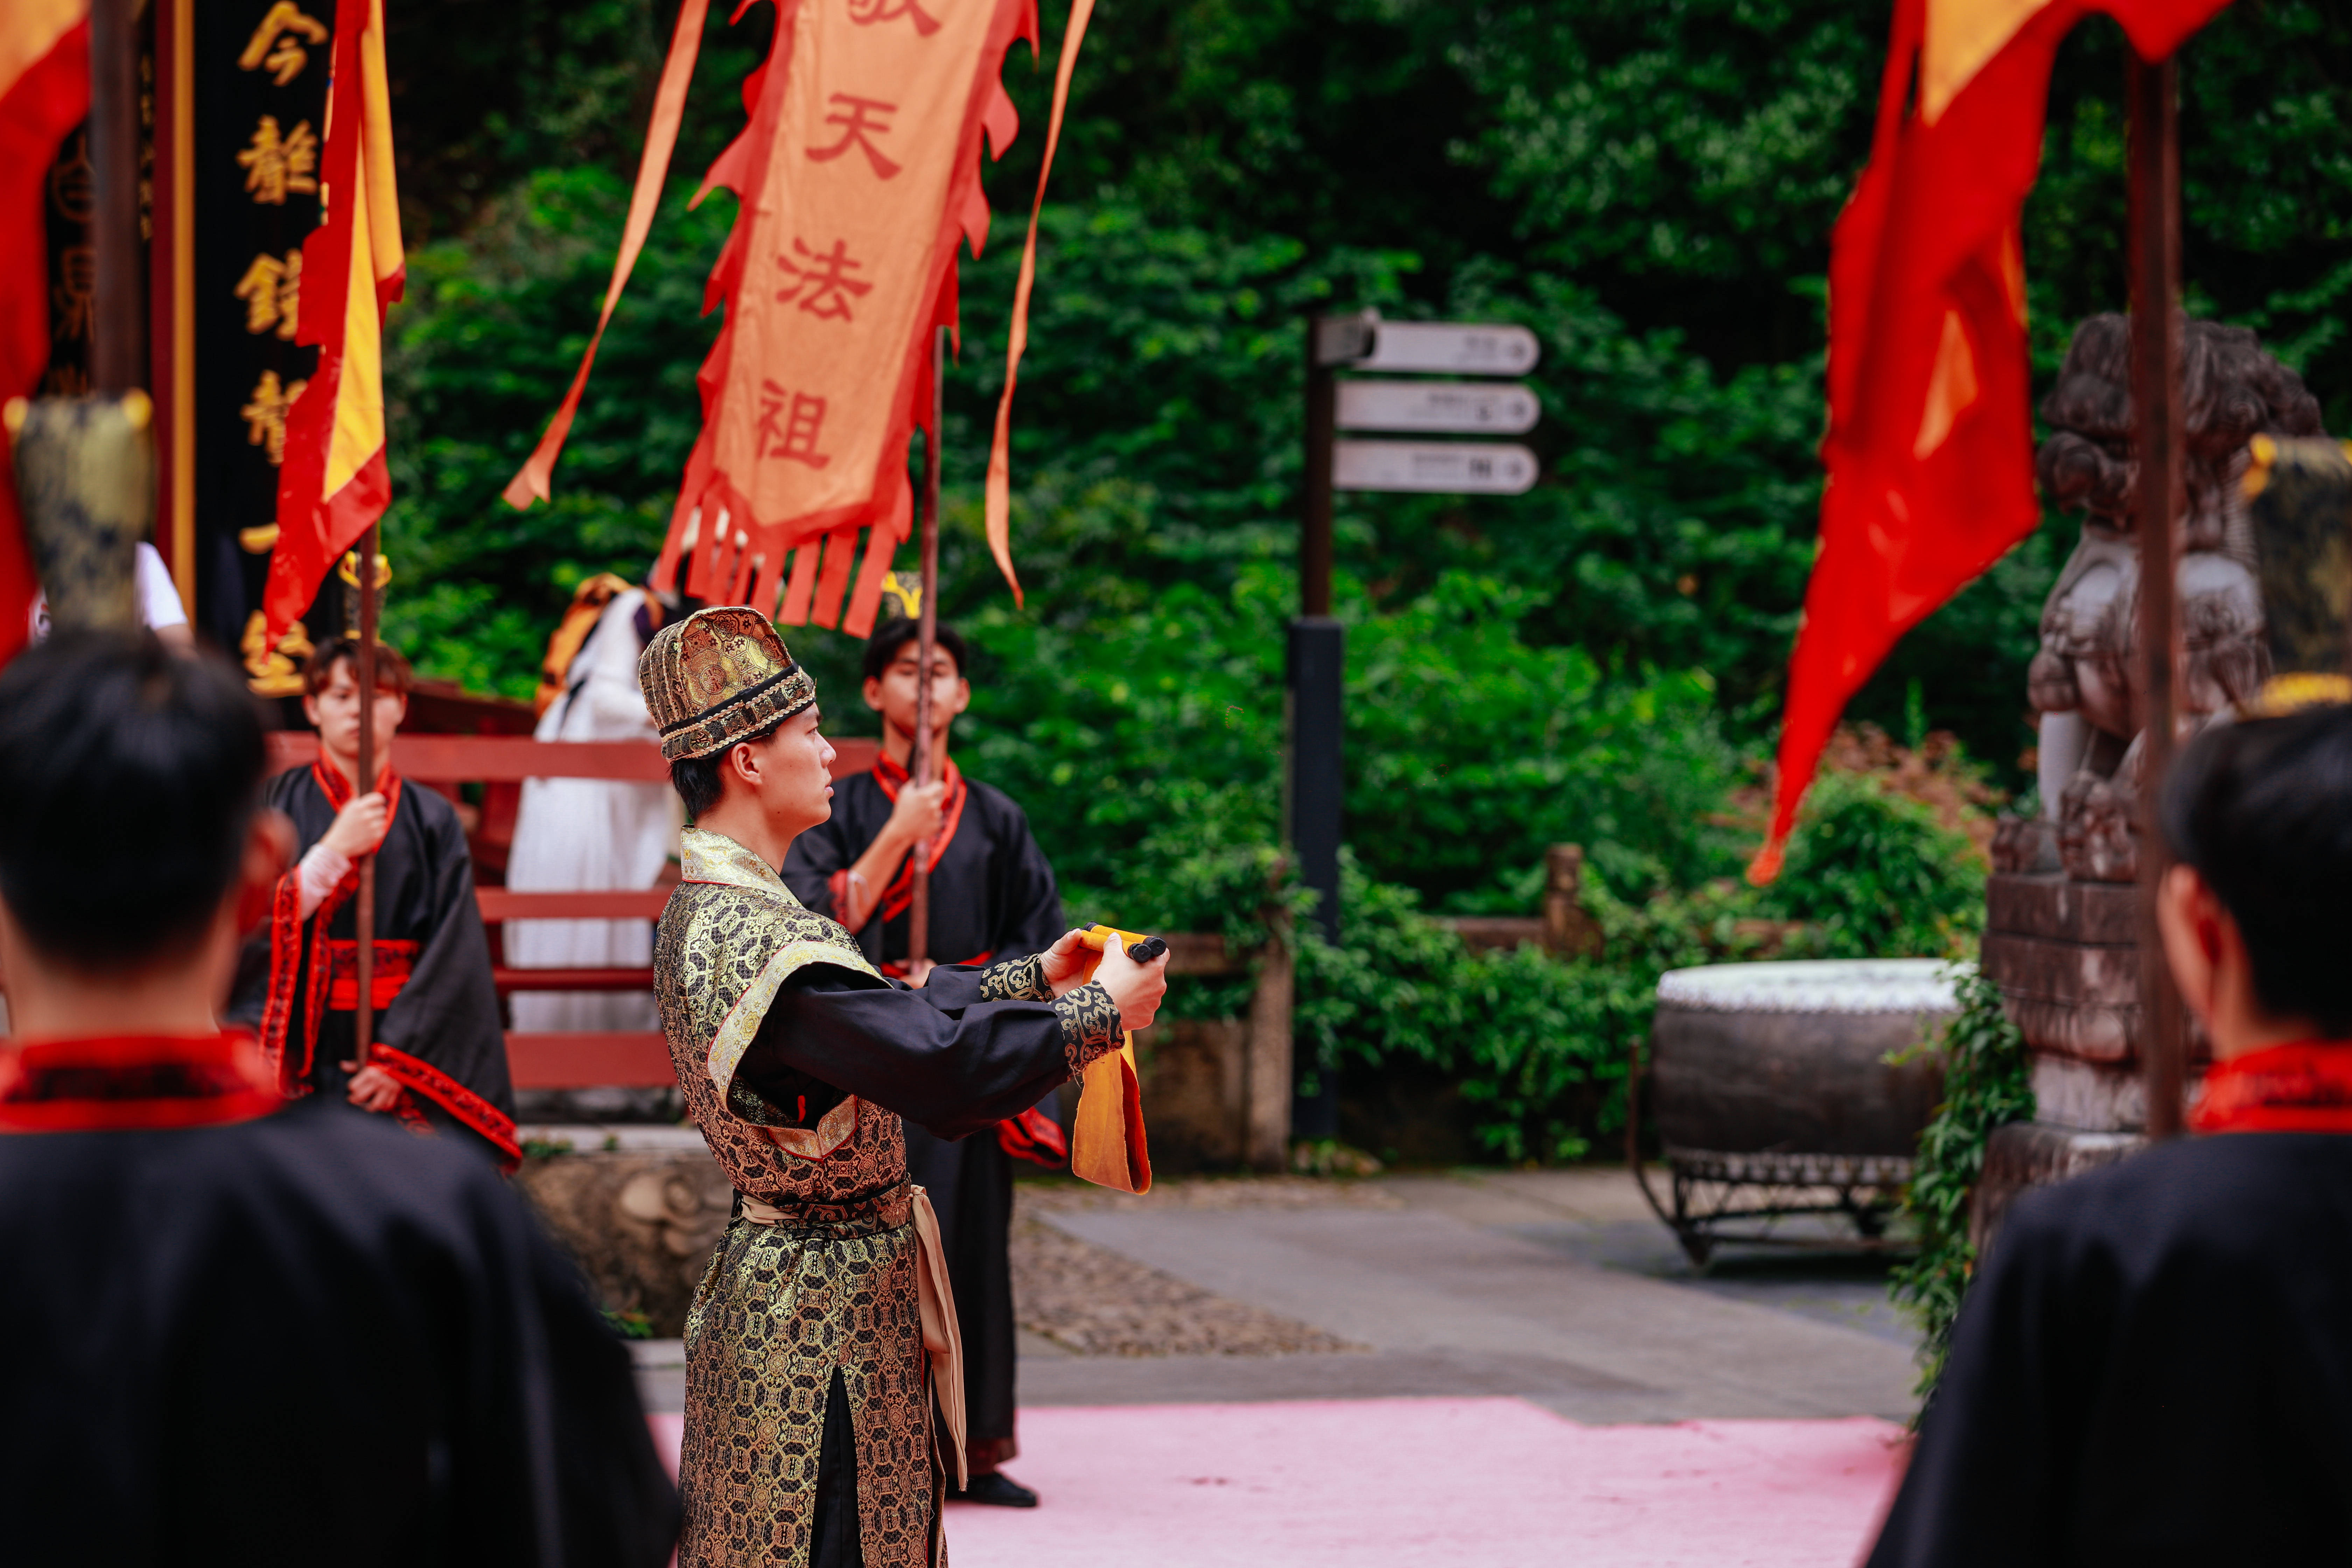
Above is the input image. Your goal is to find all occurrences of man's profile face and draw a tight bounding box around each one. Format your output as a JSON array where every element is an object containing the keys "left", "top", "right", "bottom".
[
  {"left": 301, "top": 659, "right": 406, "bottom": 778},
  {"left": 738, "top": 706, "right": 837, "bottom": 835},
  {"left": 863, "top": 642, "right": 968, "bottom": 739}
]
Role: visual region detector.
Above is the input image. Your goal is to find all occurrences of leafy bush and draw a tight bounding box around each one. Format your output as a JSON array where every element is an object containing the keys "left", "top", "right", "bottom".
[
  {"left": 1886, "top": 967, "right": 2035, "bottom": 1404},
  {"left": 1757, "top": 771, "right": 1988, "bottom": 961}
]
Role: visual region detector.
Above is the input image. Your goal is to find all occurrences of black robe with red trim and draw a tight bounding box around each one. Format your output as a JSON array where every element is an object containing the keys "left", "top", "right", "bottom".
[
  {"left": 0, "top": 1034, "right": 678, "bottom": 1565},
  {"left": 229, "top": 764, "right": 519, "bottom": 1167},
  {"left": 782, "top": 758, "right": 1066, "bottom": 1477}
]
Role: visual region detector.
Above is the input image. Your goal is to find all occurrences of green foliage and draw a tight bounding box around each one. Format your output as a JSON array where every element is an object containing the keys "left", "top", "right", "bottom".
[
  {"left": 1756, "top": 773, "right": 1987, "bottom": 961},
  {"left": 1887, "top": 967, "right": 2035, "bottom": 1403},
  {"left": 1286, "top": 774, "right": 1987, "bottom": 1166},
  {"left": 361, "top": 0, "right": 2348, "bottom": 1178},
  {"left": 602, "top": 1307, "right": 655, "bottom": 1341}
]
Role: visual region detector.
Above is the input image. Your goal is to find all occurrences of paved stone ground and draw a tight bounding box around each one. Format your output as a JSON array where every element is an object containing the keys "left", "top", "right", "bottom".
[{"left": 633, "top": 1166, "right": 1924, "bottom": 1425}]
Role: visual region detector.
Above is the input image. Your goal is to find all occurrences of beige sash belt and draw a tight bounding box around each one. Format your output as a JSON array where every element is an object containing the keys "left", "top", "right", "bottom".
[{"left": 738, "top": 1184, "right": 967, "bottom": 1488}]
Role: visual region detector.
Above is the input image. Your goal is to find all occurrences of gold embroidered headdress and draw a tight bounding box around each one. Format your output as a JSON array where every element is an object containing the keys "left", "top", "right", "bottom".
[{"left": 637, "top": 606, "right": 817, "bottom": 762}]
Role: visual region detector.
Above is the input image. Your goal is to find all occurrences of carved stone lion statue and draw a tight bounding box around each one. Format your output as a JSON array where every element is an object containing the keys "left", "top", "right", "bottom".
[{"left": 2018, "top": 314, "right": 2322, "bottom": 882}]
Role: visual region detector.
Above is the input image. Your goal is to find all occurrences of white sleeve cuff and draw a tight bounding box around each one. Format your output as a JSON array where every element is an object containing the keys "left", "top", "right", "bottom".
[{"left": 296, "top": 842, "right": 352, "bottom": 920}]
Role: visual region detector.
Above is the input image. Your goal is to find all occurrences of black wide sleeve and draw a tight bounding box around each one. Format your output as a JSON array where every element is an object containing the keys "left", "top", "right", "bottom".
[
  {"left": 444, "top": 1156, "right": 681, "bottom": 1566},
  {"left": 1863, "top": 1194, "right": 2098, "bottom": 1568},
  {"left": 377, "top": 805, "right": 515, "bottom": 1113},
  {"left": 733, "top": 963, "right": 1120, "bottom": 1142}
]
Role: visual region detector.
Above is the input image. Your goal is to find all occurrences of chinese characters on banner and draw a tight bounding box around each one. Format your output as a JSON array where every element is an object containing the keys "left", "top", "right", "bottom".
[{"left": 507, "top": 0, "right": 1091, "bottom": 638}]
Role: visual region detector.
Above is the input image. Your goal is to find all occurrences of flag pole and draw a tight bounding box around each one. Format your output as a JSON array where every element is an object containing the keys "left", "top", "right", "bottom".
[
  {"left": 2126, "top": 50, "right": 2187, "bottom": 1140},
  {"left": 88, "top": 0, "right": 145, "bottom": 397},
  {"left": 907, "top": 327, "right": 946, "bottom": 977},
  {"left": 354, "top": 527, "right": 381, "bottom": 1077}
]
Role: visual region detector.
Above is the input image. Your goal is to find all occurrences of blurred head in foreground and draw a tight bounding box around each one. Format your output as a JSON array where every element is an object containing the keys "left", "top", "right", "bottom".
[
  {"left": 0, "top": 632, "right": 285, "bottom": 1024},
  {"left": 2159, "top": 703, "right": 2352, "bottom": 1049}
]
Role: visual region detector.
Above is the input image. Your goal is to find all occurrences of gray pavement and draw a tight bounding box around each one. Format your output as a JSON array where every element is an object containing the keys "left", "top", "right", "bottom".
[
  {"left": 1026, "top": 1170, "right": 1920, "bottom": 1424},
  {"left": 631, "top": 1168, "right": 1924, "bottom": 1424}
]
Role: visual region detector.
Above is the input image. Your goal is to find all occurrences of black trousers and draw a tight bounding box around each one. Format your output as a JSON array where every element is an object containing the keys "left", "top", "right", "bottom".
[{"left": 807, "top": 1368, "right": 863, "bottom": 1568}]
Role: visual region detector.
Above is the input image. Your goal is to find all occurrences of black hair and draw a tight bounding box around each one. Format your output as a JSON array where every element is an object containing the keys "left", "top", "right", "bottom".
[
  {"left": 304, "top": 635, "right": 415, "bottom": 697},
  {"left": 861, "top": 617, "right": 967, "bottom": 684},
  {"left": 2161, "top": 705, "right": 2352, "bottom": 1036},
  {"left": 668, "top": 717, "right": 784, "bottom": 821},
  {"left": 0, "top": 632, "right": 267, "bottom": 970}
]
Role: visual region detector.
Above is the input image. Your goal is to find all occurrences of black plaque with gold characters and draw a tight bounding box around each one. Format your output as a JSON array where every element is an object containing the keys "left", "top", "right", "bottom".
[{"left": 193, "top": 0, "right": 336, "bottom": 693}]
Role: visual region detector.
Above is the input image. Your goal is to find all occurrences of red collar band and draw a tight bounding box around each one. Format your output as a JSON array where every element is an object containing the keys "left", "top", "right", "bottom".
[
  {"left": 2191, "top": 1040, "right": 2352, "bottom": 1135},
  {"left": 0, "top": 1032, "right": 282, "bottom": 1133}
]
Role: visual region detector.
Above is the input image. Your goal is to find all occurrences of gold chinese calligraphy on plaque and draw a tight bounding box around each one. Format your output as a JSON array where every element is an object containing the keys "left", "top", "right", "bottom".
[
  {"left": 237, "top": 2, "right": 329, "bottom": 85},
  {"left": 237, "top": 116, "right": 318, "bottom": 204},
  {"left": 233, "top": 250, "right": 303, "bottom": 339},
  {"left": 240, "top": 370, "right": 308, "bottom": 465}
]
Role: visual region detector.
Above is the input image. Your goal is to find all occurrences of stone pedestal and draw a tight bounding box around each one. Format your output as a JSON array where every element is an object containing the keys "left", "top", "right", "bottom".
[
  {"left": 513, "top": 1126, "right": 731, "bottom": 1337},
  {"left": 1975, "top": 859, "right": 2189, "bottom": 1252}
]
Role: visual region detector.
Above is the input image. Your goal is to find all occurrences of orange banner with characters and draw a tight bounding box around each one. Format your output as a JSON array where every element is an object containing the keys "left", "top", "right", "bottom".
[{"left": 507, "top": 0, "right": 1087, "bottom": 638}]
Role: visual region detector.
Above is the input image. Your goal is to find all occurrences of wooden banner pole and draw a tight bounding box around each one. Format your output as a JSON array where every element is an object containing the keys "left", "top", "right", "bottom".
[
  {"left": 2127, "top": 50, "right": 2188, "bottom": 1140},
  {"left": 907, "top": 327, "right": 946, "bottom": 976},
  {"left": 89, "top": 0, "right": 145, "bottom": 396},
  {"left": 354, "top": 527, "right": 382, "bottom": 1075}
]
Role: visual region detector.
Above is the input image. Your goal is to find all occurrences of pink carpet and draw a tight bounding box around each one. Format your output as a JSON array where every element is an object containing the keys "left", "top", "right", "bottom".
[{"left": 649, "top": 1398, "right": 1906, "bottom": 1567}]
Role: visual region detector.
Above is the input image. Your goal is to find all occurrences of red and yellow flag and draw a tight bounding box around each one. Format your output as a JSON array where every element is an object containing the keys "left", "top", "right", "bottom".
[
  {"left": 0, "top": 0, "right": 90, "bottom": 664},
  {"left": 507, "top": 0, "right": 1086, "bottom": 638},
  {"left": 1752, "top": 0, "right": 2229, "bottom": 881},
  {"left": 263, "top": 0, "right": 403, "bottom": 640}
]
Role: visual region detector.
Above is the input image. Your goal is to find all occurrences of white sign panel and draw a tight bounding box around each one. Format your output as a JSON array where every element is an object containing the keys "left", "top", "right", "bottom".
[
  {"left": 1336, "top": 380, "right": 1539, "bottom": 435},
  {"left": 1359, "top": 322, "right": 1540, "bottom": 376},
  {"left": 1332, "top": 440, "right": 1539, "bottom": 496}
]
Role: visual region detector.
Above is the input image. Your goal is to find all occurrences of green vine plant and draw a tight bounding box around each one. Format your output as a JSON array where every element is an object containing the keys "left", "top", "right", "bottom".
[{"left": 1887, "top": 966, "right": 2035, "bottom": 1409}]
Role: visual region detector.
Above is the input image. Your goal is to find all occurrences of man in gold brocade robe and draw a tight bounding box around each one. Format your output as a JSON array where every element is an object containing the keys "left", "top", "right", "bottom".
[{"left": 638, "top": 607, "right": 1168, "bottom": 1568}]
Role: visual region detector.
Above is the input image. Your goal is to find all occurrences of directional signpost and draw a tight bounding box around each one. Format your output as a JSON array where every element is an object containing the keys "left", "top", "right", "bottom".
[
  {"left": 1331, "top": 440, "right": 1539, "bottom": 495},
  {"left": 1289, "top": 312, "right": 1543, "bottom": 1138},
  {"left": 1333, "top": 379, "right": 1538, "bottom": 435}
]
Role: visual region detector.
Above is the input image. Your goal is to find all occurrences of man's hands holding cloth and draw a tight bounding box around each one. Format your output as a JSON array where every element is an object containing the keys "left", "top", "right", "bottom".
[{"left": 1040, "top": 927, "right": 1169, "bottom": 1030}]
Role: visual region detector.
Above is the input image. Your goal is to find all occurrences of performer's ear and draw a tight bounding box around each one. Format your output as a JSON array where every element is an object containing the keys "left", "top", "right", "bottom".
[{"left": 2155, "top": 862, "right": 2224, "bottom": 1028}]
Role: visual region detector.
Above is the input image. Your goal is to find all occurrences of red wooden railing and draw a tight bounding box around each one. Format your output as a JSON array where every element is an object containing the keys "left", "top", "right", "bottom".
[{"left": 266, "top": 730, "right": 881, "bottom": 1090}]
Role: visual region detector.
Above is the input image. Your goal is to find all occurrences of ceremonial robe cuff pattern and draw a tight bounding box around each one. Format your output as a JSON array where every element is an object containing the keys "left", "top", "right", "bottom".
[
  {"left": 977, "top": 953, "right": 1052, "bottom": 1003},
  {"left": 1054, "top": 982, "right": 1124, "bottom": 1074}
]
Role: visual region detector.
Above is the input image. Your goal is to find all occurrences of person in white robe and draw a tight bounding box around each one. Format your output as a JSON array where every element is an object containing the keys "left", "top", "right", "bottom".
[{"left": 505, "top": 585, "right": 678, "bottom": 1032}]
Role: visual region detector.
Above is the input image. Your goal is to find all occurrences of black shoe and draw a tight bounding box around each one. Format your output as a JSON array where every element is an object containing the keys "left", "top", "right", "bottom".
[{"left": 951, "top": 1472, "right": 1039, "bottom": 1507}]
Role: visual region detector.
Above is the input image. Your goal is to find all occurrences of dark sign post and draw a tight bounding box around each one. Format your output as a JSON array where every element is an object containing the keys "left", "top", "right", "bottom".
[{"left": 1292, "top": 312, "right": 1542, "bottom": 1140}]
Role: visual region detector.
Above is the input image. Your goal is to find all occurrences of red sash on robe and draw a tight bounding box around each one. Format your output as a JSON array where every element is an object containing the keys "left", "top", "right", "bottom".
[
  {"left": 258, "top": 762, "right": 521, "bottom": 1169},
  {"left": 2191, "top": 1041, "right": 2352, "bottom": 1135},
  {"left": 0, "top": 1032, "right": 280, "bottom": 1134}
]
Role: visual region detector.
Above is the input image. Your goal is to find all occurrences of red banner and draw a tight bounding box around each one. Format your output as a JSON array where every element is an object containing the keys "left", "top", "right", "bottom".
[{"left": 1752, "top": 0, "right": 2230, "bottom": 881}]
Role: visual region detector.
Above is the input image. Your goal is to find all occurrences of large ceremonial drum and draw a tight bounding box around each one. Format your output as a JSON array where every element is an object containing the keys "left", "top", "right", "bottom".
[{"left": 1639, "top": 959, "right": 1960, "bottom": 1264}]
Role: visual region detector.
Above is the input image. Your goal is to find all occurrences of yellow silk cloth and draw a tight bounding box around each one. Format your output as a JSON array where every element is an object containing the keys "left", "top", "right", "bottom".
[
  {"left": 740, "top": 1184, "right": 967, "bottom": 1488},
  {"left": 1070, "top": 927, "right": 1155, "bottom": 1195}
]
